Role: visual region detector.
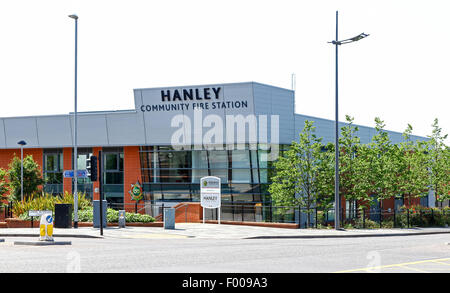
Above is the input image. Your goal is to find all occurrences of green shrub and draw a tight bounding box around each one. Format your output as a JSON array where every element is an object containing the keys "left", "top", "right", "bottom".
[
  {"left": 316, "top": 223, "right": 333, "bottom": 229},
  {"left": 381, "top": 219, "right": 394, "bottom": 229},
  {"left": 75, "top": 207, "right": 155, "bottom": 223},
  {"left": 343, "top": 223, "right": 354, "bottom": 229},
  {"left": 396, "top": 206, "right": 450, "bottom": 228},
  {"left": 77, "top": 207, "right": 94, "bottom": 222},
  {"left": 353, "top": 217, "right": 379, "bottom": 229},
  {"left": 13, "top": 192, "right": 91, "bottom": 218},
  {"left": 125, "top": 212, "right": 155, "bottom": 223}
]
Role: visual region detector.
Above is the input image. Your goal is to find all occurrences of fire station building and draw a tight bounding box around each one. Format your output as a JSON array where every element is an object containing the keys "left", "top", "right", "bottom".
[{"left": 0, "top": 82, "right": 430, "bottom": 220}]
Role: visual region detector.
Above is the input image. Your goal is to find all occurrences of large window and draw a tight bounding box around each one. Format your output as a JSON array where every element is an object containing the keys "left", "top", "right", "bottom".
[
  {"left": 103, "top": 148, "right": 124, "bottom": 208},
  {"left": 139, "top": 144, "right": 281, "bottom": 204},
  {"left": 43, "top": 149, "right": 63, "bottom": 195},
  {"left": 72, "top": 148, "right": 93, "bottom": 199}
]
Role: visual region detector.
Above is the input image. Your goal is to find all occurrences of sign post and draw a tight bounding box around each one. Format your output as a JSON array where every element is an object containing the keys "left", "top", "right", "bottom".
[
  {"left": 200, "top": 176, "right": 221, "bottom": 224},
  {"left": 29, "top": 210, "right": 52, "bottom": 229},
  {"left": 98, "top": 151, "right": 103, "bottom": 236}
]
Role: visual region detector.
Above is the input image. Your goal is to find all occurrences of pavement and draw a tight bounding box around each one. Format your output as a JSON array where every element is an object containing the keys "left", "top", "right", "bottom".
[{"left": 1, "top": 223, "right": 450, "bottom": 240}]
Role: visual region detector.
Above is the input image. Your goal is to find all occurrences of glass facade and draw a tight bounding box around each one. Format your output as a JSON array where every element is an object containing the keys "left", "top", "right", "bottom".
[
  {"left": 39, "top": 145, "right": 285, "bottom": 215},
  {"left": 72, "top": 148, "right": 94, "bottom": 200},
  {"left": 43, "top": 149, "right": 64, "bottom": 194},
  {"left": 139, "top": 144, "right": 281, "bottom": 206},
  {"left": 102, "top": 147, "right": 124, "bottom": 208}
]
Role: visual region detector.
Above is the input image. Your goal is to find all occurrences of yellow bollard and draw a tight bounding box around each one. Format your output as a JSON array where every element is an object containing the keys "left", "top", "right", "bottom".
[
  {"left": 47, "top": 224, "right": 53, "bottom": 237},
  {"left": 39, "top": 212, "right": 54, "bottom": 241}
]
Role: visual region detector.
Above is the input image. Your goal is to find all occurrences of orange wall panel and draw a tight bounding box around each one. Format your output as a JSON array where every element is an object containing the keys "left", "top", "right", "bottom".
[
  {"left": 92, "top": 147, "right": 102, "bottom": 200},
  {"left": 123, "top": 146, "right": 142, "bottom": 212},
  {"left": 63, "top": 148, "right": 72, "bottom": 194}
]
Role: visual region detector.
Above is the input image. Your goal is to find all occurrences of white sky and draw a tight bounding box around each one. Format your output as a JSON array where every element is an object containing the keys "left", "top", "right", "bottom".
[{"left": 0, "top": 0, "right": 449, "bottom": 142}]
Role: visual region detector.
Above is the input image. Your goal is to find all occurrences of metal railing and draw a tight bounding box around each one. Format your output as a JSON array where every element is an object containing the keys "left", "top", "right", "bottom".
[
  {"left": 204, "top": 204, "right": 450, "bottom": 229},
  {"left": 91, "top": 200, "right": 450, "bottom": 229},
  {"left": 107, "top": 202, "right": 147, "bottom": 214},
  {"left": 1, "top": 202, "right": 13, "bottom": 219}
]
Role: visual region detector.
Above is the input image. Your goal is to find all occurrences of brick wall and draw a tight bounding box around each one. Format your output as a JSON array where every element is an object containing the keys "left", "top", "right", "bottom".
[
  {"left": 0, "top": 148, "right": 43, "bottom": 199},
  {"left": 91, "top": 147, "right": 102, "bottom": 201},
  {"left": 63, "top": 148, "right": 72, "bottom": 194},
  {"left": 123, "top": 146, "right": 142, "bottom": 213},
  {"left": 82, "top": 146, "right": 142, "bottom": 211},
  {"left": 174, "top": 202, "right": 203, "bottom": 223}
]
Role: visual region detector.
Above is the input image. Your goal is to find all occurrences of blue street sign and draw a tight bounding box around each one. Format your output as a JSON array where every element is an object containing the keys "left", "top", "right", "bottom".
[
  {"left": 63, "top": 170, "right": 88, "bottom": 178},
  {"left": 63, "top": 170, "right": 73, "bottom": 178}
]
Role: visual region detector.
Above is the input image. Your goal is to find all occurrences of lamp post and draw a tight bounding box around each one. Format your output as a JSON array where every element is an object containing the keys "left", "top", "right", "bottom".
[
  {"left": 329, "top": 11, "right": 369, "bottom": 230},
  {"left": 69, "top": 14, "right": 79, "bottom": 228},
  {"left": 17, "top": 140, "right": 27, "bottom": 202}
]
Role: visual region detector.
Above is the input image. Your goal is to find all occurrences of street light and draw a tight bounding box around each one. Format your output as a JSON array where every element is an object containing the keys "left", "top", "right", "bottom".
[
  {"left": 69, "top": 14, "right": 79, "bottom": 228},
  {"left": 328, "top": 11, "right": 369, "bottom": 230},
  {"left": 17, "top": 140, "right": 27, "bottom": 202}
]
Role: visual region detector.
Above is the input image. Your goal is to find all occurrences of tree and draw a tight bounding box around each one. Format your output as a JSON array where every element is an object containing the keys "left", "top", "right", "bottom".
[
  {"left": 0, "top": 168, "right": 8, "bottom": 207},
  {"left": 314, "top": 142, "right": 335, "bottom": 212},
  {"left": 427, "top": 118, "right": 450, "bottom": 205},
  {"left": 269, "top": 120, "right": 325, "bottom": 227},
  {"left": 338, "top": 115, "right": 371, "bottom": 216},
  {"left": 398, "top": 124, "right": 430, "bottom": 206},
  {"left": 7, "top": 155, "right": 45, "bottom": 202},
  {"left": 367, "top": 117, "right": 402, "bottom": 209}
]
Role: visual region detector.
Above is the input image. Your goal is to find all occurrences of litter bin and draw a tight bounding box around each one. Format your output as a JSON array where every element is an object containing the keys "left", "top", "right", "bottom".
[
  {"left": 93, "top": 200, "right": 107, "bottom": 228},
  {"left": 54, "top": 204, "right": 73, "bottom": 228},
  {"left": 164, "top": 208, "right": 175, "bottom": 229}
]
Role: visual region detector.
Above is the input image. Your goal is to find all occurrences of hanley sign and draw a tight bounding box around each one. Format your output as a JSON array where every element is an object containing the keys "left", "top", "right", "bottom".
[{"left": 200, "top": 176, "right": 221, "bottom": 224}]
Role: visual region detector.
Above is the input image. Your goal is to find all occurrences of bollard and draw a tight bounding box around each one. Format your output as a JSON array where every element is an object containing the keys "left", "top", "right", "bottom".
[
  {"left": 164, "top": 208, "right": 175, "bottom": 229},
  {"left": 393, "top": 208, "right": 396, "bottom": 228},
  {"left": 363, "top": 209, "right": 366, "bottom": 229},
  {"left": 315, "top": 208, "right": 318, "bottom": 229},
  {"left": 39, "top": 212, "right": 54, "bottom": 241},
  {"left": 118, "top": 210, "right": 126, "bottom": 228},
  {"left": 298, "top": 207, "right": 302, "bottom": 229},
  {"left": 379, "top": 209, "right": 382, "bottom": 228}
]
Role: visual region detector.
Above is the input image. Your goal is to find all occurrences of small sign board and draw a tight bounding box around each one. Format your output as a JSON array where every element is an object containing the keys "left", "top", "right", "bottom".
[
  {"left": 63, "top": 170, "right": 88, "bottom": 178},
  {"left": 129, "top": 181, "right": 143, "bottom": 201},
  {"left": 28, "top": 210, "right": 52, "bottom": 217},
  {"left": 200, "top": 176, "right": 221, "bottom": 209}
]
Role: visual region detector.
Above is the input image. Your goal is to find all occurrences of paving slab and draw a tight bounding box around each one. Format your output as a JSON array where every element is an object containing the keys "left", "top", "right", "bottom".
[{"left": 1, "top": 224, "right": 450, "bottom": 240}]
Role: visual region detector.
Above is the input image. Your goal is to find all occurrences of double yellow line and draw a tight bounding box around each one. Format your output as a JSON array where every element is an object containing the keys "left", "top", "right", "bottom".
[{"left": 334, "top": 257, "right": 450, "bottom": 273}]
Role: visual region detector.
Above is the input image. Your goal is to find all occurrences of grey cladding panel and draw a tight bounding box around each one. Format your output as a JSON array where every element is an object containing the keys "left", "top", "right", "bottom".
[
  {"left": 139, "top": 83, "right": 256, "bottom": 146},
  {"left": 36, "top": 116, "right": 72, "bottom": 147},
  {"left": 294, "top": 114, "right": 428, "bottom": 145},
  {"left": 4, "top": 117, "right": 39, "bottom": 148},
  {"left": 0, "top": 119, "right": 6, "bottom": 148},
  {"left": 106, "top": 112, "right": 146, "bottom": 145},
  {"left": 253, "top": 83, "right": 295, "bottom": 144},
  {"left": 73, "top": 114, "right": 109, "bottom": 146},
  {"left": 253, "top": 84, "right": 272, "bottom": 115}
]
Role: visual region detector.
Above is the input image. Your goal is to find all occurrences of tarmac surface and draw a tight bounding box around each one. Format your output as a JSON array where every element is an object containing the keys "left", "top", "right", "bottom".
[
  {"left": 1, "top": 224, "right": 450, "bottom": 273},
  {"left": 1, "top": 223, "right": 450, "bottom": 240}
]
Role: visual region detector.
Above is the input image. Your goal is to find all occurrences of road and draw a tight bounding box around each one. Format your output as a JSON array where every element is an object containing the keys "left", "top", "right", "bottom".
[{"left": 0, "top": 234, "right": 449, "bottom": 273}]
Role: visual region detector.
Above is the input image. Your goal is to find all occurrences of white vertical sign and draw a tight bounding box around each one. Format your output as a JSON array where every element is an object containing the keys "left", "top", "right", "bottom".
[{"left": 200, "top": 176, "right": 221, "bottom": 224}]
